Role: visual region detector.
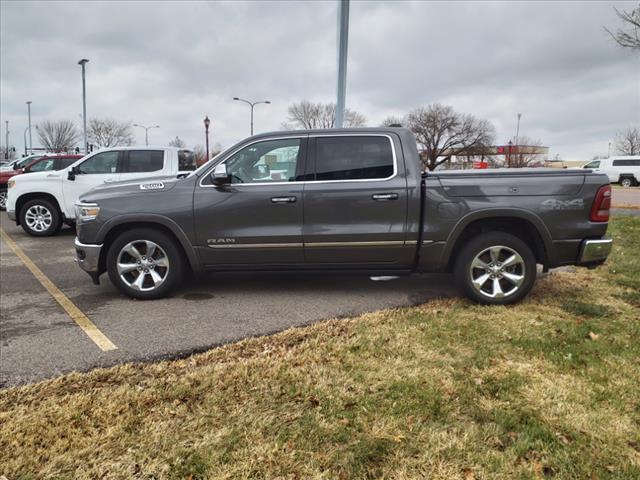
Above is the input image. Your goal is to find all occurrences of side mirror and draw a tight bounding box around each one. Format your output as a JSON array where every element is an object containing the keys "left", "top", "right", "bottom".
[
  {"left": 68, "top": 166, "right": 79, "bottom": 181},
  {"left": 210, "top": 163, "right": 231, "bottom": 186}
]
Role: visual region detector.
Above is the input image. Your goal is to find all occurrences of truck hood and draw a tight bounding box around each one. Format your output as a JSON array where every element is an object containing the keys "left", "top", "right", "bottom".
[
  {"left": 11, "top": 170, "right": 58, "bottom": 184},
  {"left": 79, "top": 175, "right": 183, "bottom": 203}
]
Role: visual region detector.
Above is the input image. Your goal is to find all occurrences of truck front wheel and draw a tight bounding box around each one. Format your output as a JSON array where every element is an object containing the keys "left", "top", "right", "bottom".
[
  {"left": 454, "top": 232, "right": 536, "bottom": 305},
  {"left": 19, "top": 198, "right": 62, "bottom": 236},
  {"left": 106, "top": 228, "right": 185, "bottom": 300}
]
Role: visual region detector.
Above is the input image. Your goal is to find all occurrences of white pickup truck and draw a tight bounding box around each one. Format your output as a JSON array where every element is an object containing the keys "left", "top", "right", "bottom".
[
  {"left": 6, "top": 146, "right": 195, "bottom": 236},
  {"left": 583, "top": 156, "right": 640, "bottom": 187}
]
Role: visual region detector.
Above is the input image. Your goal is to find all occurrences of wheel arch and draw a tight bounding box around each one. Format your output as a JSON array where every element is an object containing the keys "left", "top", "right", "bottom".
[
  {"left": 96, "top": 215, "right": 201, "bottom": 275},
  {"left": 442, "top": 209, "right": 553, "bottom": 271},
  {"left": 15, "top": 192, "right": 63, "bottom": 226}
]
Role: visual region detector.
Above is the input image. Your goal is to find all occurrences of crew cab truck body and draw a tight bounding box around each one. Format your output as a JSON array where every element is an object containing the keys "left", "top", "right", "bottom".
[
  {"left": 6, "top": 146, "right": 195, "bottom": 236},
  {"left": 74, "top": 128, "right": 612, "bottom": 305}
]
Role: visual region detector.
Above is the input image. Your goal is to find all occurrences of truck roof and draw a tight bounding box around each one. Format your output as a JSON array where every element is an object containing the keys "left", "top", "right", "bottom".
[{"left": 250, "top": 127, "right": 412, "bottom": 139}]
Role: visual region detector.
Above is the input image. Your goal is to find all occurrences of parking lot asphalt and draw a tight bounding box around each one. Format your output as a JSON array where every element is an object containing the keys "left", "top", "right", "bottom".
[{"left": 0, "top": 213, "right": 458, "bottom": 388}]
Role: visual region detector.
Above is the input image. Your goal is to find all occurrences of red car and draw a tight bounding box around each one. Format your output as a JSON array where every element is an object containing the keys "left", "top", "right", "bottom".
[{"left": 0, "top": 154, "right": 83, "bottom": 210}]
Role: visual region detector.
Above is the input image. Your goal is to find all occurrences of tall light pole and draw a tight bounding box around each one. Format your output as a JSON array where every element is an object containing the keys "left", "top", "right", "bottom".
[
  {"left": 515, "top": 113, "right": 522, "bottom": 146},
  {"left": 204, "top": 116, "right": 210, "bottom": 161},
  {"left": 608, "top": 142, "right": 612, "bottom": 158},
  {"left": 23, "top": 126, "right": 29, "bottom": 156},
  {"left": 78, "top": 59, "right": 89, "bottom": 154},
  {"left": 233, "top": 97, "right": 271, "bottom": 136},
  {"left": 335, "top": 0, "right": 350, "bottom": 128},
  {"left": 133, "top": 124, "right": 160, "bottom": 146},
  {"left": 26, "top": 100, "right": 32, "bottom": 154},
  {"left": 4, "top": 121, "right": 8, "bottom": 160}
]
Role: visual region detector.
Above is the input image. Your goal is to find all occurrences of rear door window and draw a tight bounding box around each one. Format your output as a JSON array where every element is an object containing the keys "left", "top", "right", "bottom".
[
  {"left": 314, "top": 136, "right": 394, "bottom": 181},
  {"left": 126, "top": 150, "right": 164, "bottom": 173}
]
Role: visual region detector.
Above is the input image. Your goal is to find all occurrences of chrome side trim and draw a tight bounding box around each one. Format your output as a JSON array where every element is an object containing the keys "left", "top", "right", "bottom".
[
  {"left": 207, "top": 240, "right": 409, "bottom": 249},
  {"left": 305, "top": 240, "right": 405, "bottom": 247},
  {"left": 199, "top": 133, "right": 398, "bottom": 188},
  {"left": 208, "top": 242, "right": 304, "bottom": 249}
]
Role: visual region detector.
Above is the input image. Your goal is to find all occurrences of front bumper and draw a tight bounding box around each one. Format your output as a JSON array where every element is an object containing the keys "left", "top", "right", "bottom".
[
  {"left": 74, "top": 237, "right": 103, "bottom": 284},
  {"left": 7, "top": 210, "right": 16, "bottom": 221},
  {"left": 578, "top": 237, "right": 613, "bottom": 266}
]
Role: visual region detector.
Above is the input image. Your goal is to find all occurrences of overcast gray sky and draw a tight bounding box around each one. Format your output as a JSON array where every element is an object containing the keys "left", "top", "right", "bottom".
[{"left": 1, "top": 0, "right": 638, "bottom": 160}]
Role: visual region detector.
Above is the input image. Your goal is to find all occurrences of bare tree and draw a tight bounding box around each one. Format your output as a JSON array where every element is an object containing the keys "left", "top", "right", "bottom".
[
  {"left": 614, "top": 126, "right": 640, "bottom": 155},
  {"left": 284, "top": 100, "right": 366, "bottom": 129},
  {"left": 193, "top": 143, "right": 222, "bottom": 167},
  {"left": 605, "top": 4, "right": 640, "bottom": 50},
  {"left": 36, "top": 120, "right": 79, "bottom": 153},
  {"left": 380, "top": 115, "right": 404, "bottom": 127},
  {"left": 168, "top": 136, "right": 186, "bottom": 148},
  {"left": 406, "top": 104, "right": 495, "bottom": 171},
  {"left": 508, "top": 136, "right": 545, "bottom": 168},
  {"left": 87, "top": 118, "right": 133, "bottom": 148}
]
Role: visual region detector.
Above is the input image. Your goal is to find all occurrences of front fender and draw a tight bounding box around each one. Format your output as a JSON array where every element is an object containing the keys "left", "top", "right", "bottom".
[{"left": 96, "top": 213, "right": 201, "bottom": 272}]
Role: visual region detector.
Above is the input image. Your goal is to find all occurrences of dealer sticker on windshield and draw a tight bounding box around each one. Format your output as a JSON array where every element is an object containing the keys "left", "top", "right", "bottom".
[{"left": 139, "top": 182, "right": 164, "bottom": 190}]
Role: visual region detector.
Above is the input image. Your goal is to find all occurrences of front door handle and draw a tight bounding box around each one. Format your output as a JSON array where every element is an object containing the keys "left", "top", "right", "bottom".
[
  {"left": 271, "top": 196, "right": 297, "bottom": 204},
  {"left": 372, "top": 193, "right": 399, "bottom": 201}
]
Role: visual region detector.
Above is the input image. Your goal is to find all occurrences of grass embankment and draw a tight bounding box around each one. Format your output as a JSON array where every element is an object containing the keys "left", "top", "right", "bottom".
[{"left": 1, "top": 217, "right": 639, "bottom": 480}]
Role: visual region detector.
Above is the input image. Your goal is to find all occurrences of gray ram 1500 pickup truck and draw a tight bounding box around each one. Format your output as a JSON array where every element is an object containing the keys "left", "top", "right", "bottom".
[{"left": 73, "top": 128, "right": 613, "bottom": 305}]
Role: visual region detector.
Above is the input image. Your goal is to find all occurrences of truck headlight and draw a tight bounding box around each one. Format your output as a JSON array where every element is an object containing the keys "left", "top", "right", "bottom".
[
  {"left": 7, "top": 179, "right": 15, "bottom": 189},
  {"left": 75, "top": 203, "right": 100, "bottom": 223}
]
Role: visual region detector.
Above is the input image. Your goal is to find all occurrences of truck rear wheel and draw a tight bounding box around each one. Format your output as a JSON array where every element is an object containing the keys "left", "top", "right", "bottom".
[
  {"left": 19, "top": 198, "right": 62, "bottom": 236},
  {"left": 454, "top": 232, "right": 536, "bottom": 305},
  {"left": 619, "top": 176, "right": 635, "bottom": 188},
  {"left": 0, "top": 188, "right": 7, "bottom": 211},
  {"left": 106, "top": 228, "right": 184, "bottom": 300}
]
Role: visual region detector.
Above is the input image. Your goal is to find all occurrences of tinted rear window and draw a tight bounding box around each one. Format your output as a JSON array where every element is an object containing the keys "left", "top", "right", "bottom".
[
  {"left": 127, "top": 150, "right": 164, "bottom": 173},
  {"left": 612, "top": 159, "right": 640, "bottom": 166},
  {"left": 315, "top": 136, "right": 394, "bottom": 181}
]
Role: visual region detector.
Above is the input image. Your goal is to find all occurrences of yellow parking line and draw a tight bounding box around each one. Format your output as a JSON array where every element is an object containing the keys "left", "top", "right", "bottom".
[{"left": 0, "top": 227, "right": 117, "bottom": 351}]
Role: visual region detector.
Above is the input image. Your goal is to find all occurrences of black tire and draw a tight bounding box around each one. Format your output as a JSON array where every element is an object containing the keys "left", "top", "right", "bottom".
[
  {"left": 0, "top": 188, "right": 7, "bottom": 211},
  {"left": 454, "top": 231, "right": 536, "bottom": 305},
  {"left": 19, "top": 198, "right": 62, "bottom": 236},
  {"left": 619, "top": 176, "right": 635, "bottom": 188},
  {"left": 106, "top": 228, "right": 185, "bottom": 300}
]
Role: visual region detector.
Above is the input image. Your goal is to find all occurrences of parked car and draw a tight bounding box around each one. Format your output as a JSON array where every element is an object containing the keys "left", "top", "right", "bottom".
[
  {"left": 6, "top": 146, "right": 195, "bottom": 236},
  {"left": 583, "top": 156, "right": 640, "bottom": 187},
  {"left": 71, "top": 128, "right": 612, "bottom": 305},
  {"left": 0, "top": 155, "right": 82, "bottom": 210},
  {"left": 0, "top": 153, "right": 45, "bottom": 172}
]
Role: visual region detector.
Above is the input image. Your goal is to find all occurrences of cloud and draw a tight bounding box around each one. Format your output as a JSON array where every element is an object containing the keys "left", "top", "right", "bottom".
[{"left": 1, "top": 0, "right": 637, "bottom": 160}]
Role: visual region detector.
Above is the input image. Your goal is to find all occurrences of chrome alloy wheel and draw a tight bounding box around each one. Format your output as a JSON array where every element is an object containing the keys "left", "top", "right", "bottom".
[
  {"left": 469, "top": 245, "right": 525, "bottom": 299},
  {"left": 0, "top": 191, "right": 6, "bottom": 209},
  {"left": 116, "top": 240, "right": 170, "bottom": 292},
  {"left": 24, "top": 204, "right": 53, "bottom": 232}
]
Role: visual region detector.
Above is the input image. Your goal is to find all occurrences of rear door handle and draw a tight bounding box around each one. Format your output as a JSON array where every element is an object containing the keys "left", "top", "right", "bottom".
[
  {"left": 271, "top": 196, "right": 297, "bottom": 204},
  {"left": 372, "top": 193, "right": 399, "bottom": 201}
]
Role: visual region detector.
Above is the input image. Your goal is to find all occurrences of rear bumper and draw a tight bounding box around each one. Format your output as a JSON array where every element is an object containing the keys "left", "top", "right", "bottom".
[
  {"left": 578, "top": 237, "right": 613, "bottom": 266},
  {"left": 74, "top": 237, "right": 103, "bottom": 284}
]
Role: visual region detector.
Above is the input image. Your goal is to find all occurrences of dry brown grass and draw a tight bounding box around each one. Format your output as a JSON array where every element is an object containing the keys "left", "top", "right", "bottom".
[{"left": 1, "top": 217, "right": 639, "bottom": 479}]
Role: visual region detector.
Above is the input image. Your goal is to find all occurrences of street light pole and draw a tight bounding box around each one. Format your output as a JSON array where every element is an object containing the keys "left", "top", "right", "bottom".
[
  {"left": 23, "top": 126, "right": 29, "bottom": 156},
  {"left": 335, "top": 0, "right": 350, "bottom": 128},
  {"left": 133, "top": 124, "right": 160, "bottom": 146},
  {"left": 78, "top": 59, "right": 89, "bottom": 154},
  {"left": 204, "top": 116, "right": 211, "bottom": 161},
  {"left": 608, "top": 142, "right": 611, "bottom": 158},
  {"left": 233, "top": 97, "right": 271, "bottom": 136},
  {"left": 26, "top": 101, "right": 32, "bottom": 154},
  {"left": 4, "top": 121, "right": 8, "bottom": 160},
  {"left": 515, "top": 113, "right": 521, "bottom": 146}
]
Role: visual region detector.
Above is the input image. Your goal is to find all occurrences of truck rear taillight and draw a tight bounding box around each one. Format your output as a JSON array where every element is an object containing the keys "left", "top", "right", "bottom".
[{"left": 589, "top": 185, "right": 611, "bottom": 222}]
